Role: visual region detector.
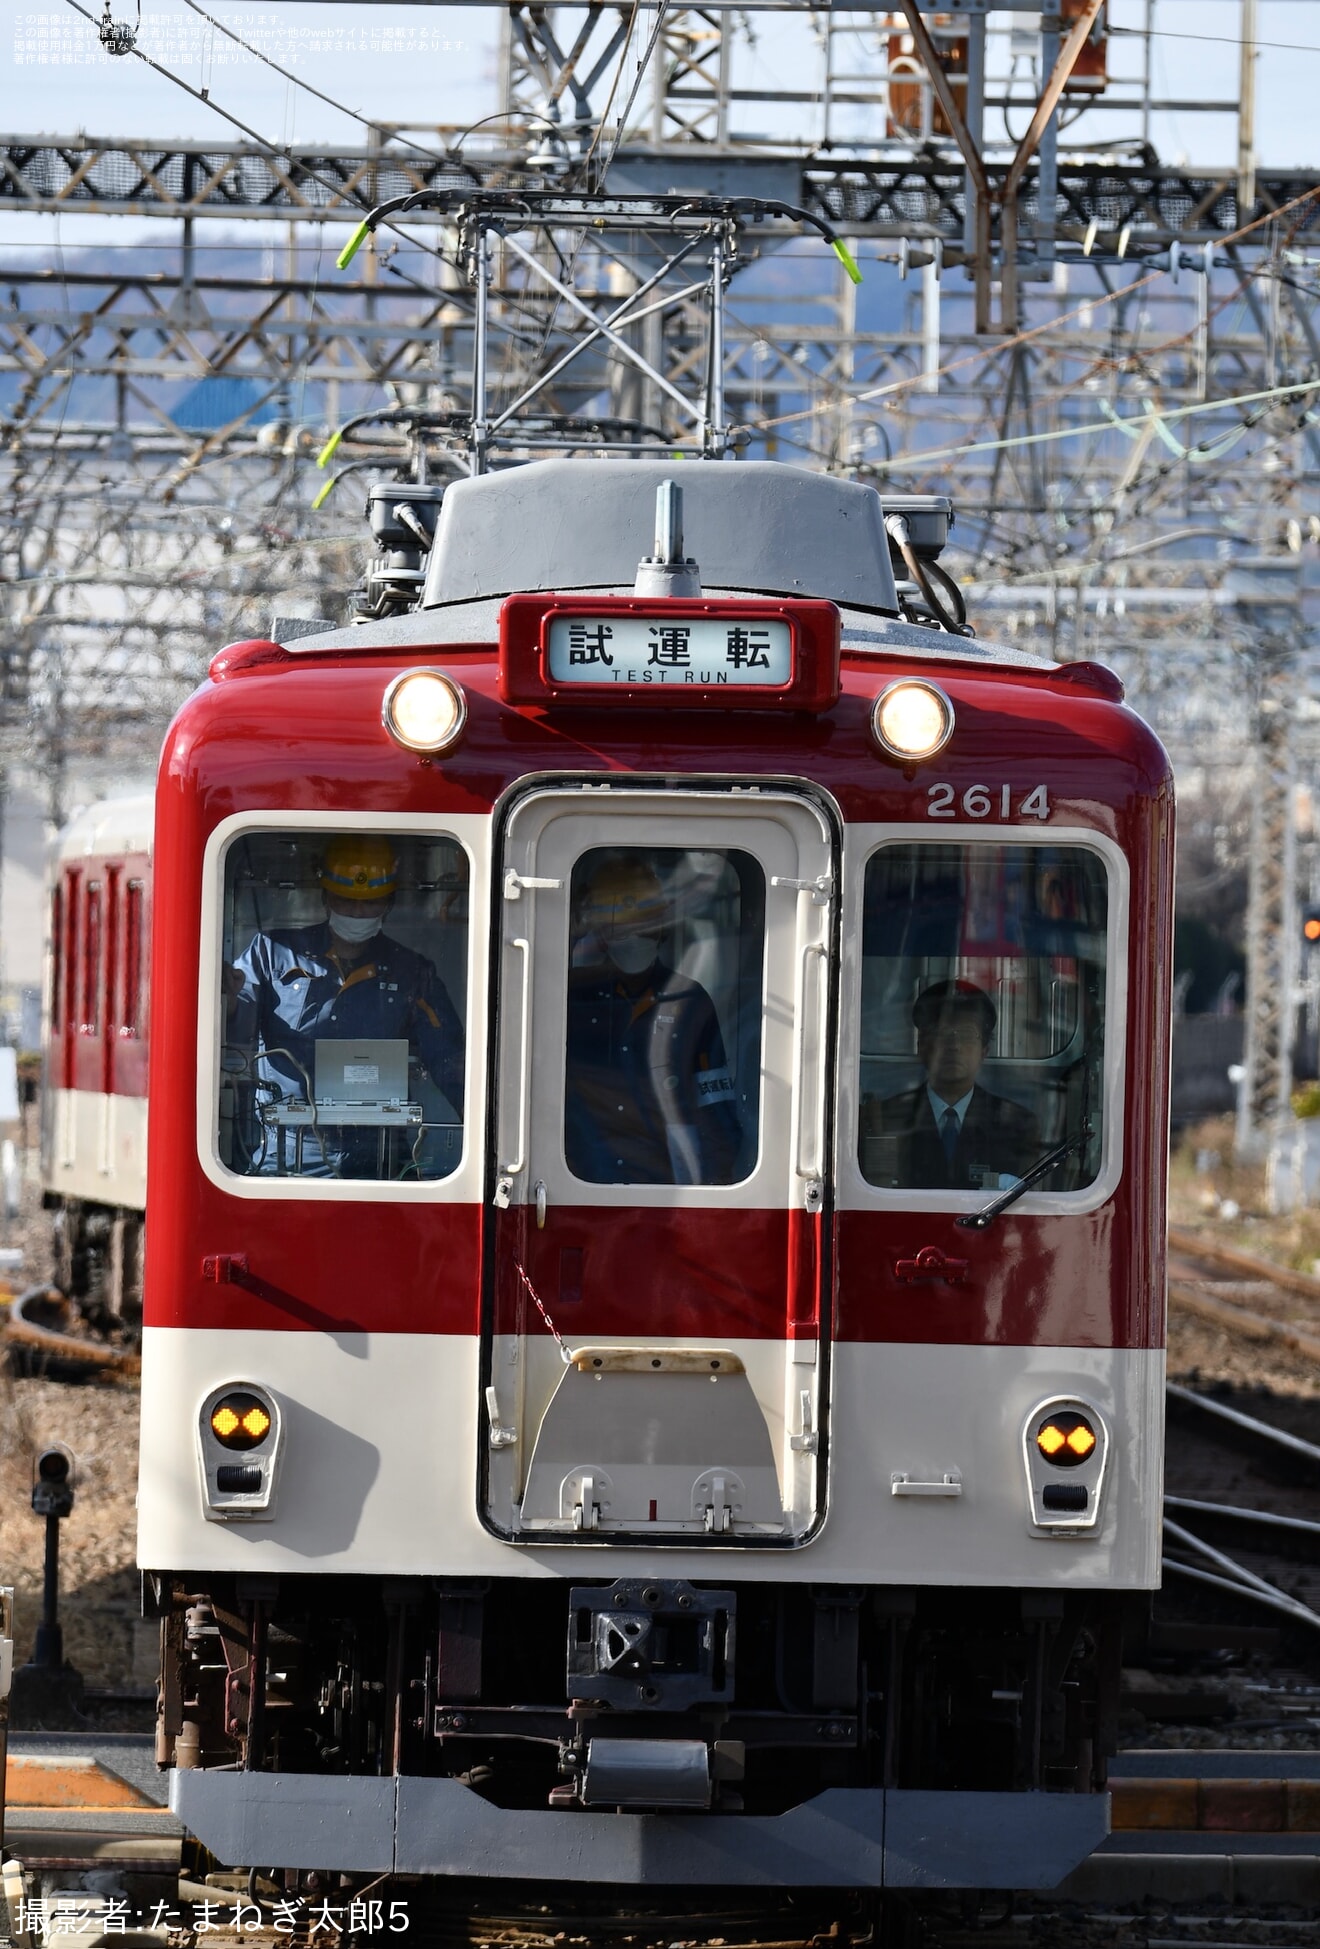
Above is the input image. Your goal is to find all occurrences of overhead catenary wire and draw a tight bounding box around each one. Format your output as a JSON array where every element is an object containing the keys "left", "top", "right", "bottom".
[
  {"left": 583, "top": 1, "right": 668, "bottom": 190},
  {"left": 29, "top": 12, "right": 1316, "bottom": 500},
  {"left": 878, "top": 375, "right": 1320, "bottom": 474},
  {"left": 1111, "top": 23, "right": 1320, "bottom": 58},
  {"left": 748, "top": 246, "right": 1320, "bottom": 493},
  {"left": 745, "top": 178, "right": 1320, "bottom": 437},
  {"left": 574, "top": 0, "right": 644, "bottom": 190},
  {"left": 58, "top": 0, "right": 452, "bottom": 262},
  {"left": 177, "top": 0, "right": 460, "bottom": 169},
  {"left": 11, "top": 20, "right": 1319, "bottom": 657}
]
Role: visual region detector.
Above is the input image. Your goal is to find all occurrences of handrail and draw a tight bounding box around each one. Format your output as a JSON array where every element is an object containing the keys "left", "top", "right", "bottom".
[
  {"left": 794, "top": 942, "right": 828, "bottom": 1183},
  {"left": 500, "top": 937, "right": 532, "bottom": 1183}
]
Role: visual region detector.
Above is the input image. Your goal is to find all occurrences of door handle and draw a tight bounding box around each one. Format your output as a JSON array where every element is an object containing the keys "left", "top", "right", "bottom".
[
  {"left": 504, "top": 868, "right": 562, "bottom": 900},
  {"left": 891, "top": 1470, "right": 963, "bottom": 1498},
  {"left": 495, "top": 937, "right": 531, "bottom": 1206},
  {"left": 771, "top": 872, "right": 834, "bottom": 905}
]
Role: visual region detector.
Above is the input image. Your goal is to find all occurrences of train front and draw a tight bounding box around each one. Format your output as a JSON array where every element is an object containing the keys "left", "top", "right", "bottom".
[{"left": 138, "top": 460, "right": 1173, "bottom": 1896}]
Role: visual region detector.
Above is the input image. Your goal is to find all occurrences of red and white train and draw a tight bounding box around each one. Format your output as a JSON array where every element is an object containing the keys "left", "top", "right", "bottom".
[
  {"left": 45, "top": 457, "right": 1173, "bottom": 1901},
  {"left": 42, "top": 793, "right": 151, "bottom": 1323}
]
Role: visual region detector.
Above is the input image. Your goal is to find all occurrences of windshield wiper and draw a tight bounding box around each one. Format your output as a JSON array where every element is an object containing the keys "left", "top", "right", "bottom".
[{"left": 956, "top": 1123, "right": 1093, "bottom": 1232}]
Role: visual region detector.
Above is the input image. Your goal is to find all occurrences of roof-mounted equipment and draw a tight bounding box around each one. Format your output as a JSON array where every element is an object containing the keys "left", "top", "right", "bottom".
[
  {"left": 880, "top": 494, "right": 971, "bottom": 636},
  {"left": 634, "top": 482, "right": 701, "bottom": 599},
  {"left": 354, "top": 481, "right": 446, "bottom": 622}
]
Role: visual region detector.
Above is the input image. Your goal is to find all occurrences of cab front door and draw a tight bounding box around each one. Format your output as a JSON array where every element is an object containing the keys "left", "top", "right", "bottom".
[{"left": 482, "top": 786, "right": 835, "bottom": 1544}]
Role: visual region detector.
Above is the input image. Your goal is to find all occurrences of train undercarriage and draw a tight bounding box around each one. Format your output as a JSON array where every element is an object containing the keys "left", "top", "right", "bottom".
[
  {"left": 47, "top": 1193, "right": 144, "bottom": 1332},
  {"left": 150, "top": 1572, "right": 1127, "bottom": 1818}
]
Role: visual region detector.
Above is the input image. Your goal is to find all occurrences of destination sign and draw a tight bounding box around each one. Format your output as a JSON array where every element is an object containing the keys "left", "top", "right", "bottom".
[{"left": 546, "top": 613, "right": 793, "bottom": 688}]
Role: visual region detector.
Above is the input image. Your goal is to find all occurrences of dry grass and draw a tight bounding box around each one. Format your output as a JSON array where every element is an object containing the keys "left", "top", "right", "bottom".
[
  {"left": 1168, "top": 1115, "right": 1320, "bottom": 1397},
  {"left": 1, "top": 1145, "right": 149, "bottom": 1698},
  {"left": 0, "top": 1365, "right": 148, "bottom": 1687},
  {"left": 1170, "top": 1112, "right": 1320, "bottom": 1273}
]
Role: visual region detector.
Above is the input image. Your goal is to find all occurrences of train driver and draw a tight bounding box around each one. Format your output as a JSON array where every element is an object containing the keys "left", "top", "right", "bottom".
[
  {"left": 564, "top": 855, "right": 743, "bottom": 1186},
  {"left": 224, "top": 836, "right": 465, "bottom": 1169},
  {"left": 860, "top": 978, "right": 1040, "bottom": 1191}
]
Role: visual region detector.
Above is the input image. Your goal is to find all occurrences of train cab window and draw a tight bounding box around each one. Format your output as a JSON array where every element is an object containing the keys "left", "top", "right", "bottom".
[
  {"left": 123, "top": 881, "right": 145, "bottom": 1036},
  {"left": 50, "top": 886, "right": 64, "bottom": 1035},
  {"left": 62, "top": 873, "right": 80, "bottom": 1038},
  {"left": 563, "top": 846, "right": 765, "bottom": 1186},
  {"left": 217, "top": 830, "right": 469, "bottom": 1182},
  {"left": 858, "top": 843, "right": 1109, "bottom": 1197},
  {"left": 82, "top": 882, "right": 102, "bottom": 1035}
]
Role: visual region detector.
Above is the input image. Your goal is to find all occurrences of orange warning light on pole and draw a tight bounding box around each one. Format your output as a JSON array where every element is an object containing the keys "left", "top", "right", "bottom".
[{"left": 1061, "top": 0, "right": 1108, "bottom": 95}]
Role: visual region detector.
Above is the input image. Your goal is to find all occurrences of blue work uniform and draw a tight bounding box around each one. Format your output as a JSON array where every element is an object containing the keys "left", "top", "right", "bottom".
[
  {"left": 564, "top": 959, "right": 742, "bottom": 1185},
  {"left": 228, "top": 923, "right": 464, "bottom": 1175}
]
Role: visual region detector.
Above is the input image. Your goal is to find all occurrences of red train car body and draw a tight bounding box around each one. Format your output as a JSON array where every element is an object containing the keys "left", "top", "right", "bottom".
[{"left": 126, "top": 461, "right": 1172, "bottom": 1894}]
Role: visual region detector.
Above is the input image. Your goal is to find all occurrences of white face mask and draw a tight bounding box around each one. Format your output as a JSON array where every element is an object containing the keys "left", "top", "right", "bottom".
[
  {"left": 605, "top": 934, "right": 658, "bottom": 975},
  {"left": 329, "top": 910, "right": 385, "bottom": 945}
]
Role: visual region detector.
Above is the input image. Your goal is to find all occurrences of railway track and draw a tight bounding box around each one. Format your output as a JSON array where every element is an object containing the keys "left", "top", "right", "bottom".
[
  {"left": 1168, "top": 1226, "right": 1320, "bottom": 1366},
  {"left": 1, "top": 1289, "right": 139, "bottom": 1380},
  {"left": 1160, "top": 1226, "right": 1320, "bottom": 1655}
]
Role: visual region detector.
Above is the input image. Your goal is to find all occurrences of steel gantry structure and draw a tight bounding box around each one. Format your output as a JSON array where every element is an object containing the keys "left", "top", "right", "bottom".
[{"left": 2, "top": 3, "right": 1319, "bottom": 1151}]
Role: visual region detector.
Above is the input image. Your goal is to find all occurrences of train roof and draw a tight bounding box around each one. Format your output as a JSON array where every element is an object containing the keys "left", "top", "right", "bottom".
[
  {"left": 422, "top": 461, "right": 898, "bottom": 610},
  {"left": 53, "top": 791, "right": 154, "bottom": 862},
  {"left": 285, "top": 460, "right": 1051, "bottom": 670},
  {"left": 285, "top": 600, "right": 1049, "bottom": 668}
]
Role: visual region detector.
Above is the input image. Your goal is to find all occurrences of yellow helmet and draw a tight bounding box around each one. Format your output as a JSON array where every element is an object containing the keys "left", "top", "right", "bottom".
[
  {"left": 319, "top": 836, "right": 398, "bottom": 901},
  {"left": 576, "top": 856, "right": 668, "bottom": 935}
]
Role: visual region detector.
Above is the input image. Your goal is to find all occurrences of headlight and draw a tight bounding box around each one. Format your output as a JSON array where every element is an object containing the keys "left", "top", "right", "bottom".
[
  {"left": 871, "top": 679, "right": 954, "bottom": 761},
  {"left": 382, "top": 669, "right": 467, "bottom": 753}
]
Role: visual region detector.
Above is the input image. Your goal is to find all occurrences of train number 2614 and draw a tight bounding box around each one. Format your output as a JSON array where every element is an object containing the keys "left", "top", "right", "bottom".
[{"left": 926, "top": 783, "right": 1050, "bottom": 820}]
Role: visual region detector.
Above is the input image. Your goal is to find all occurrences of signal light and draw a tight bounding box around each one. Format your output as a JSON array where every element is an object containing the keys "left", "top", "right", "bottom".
[
  {"left": 1035, "top": 1411, "right": 1097, "bottom": 1468},
  {"left": 32, "top": 1444, "right": 75, "bottom": 1517},
  {"left": 1304, "top": 907, "right": 1320, "bottom": 945},
  {"left": 209, "top": 1392, "right": 273, "bottom": 1451}
]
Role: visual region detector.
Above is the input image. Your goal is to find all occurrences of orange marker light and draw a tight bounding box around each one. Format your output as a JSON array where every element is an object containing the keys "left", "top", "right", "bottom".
[
  {"left": 209, "top": 1391, "right": 274, "bottom": 1451},
  {"left": 1036, "top": 1410, "right": 1097, "bottom": 1468}
]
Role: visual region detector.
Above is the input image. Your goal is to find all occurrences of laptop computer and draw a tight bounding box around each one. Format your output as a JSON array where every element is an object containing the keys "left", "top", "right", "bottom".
[{"left": 313, "top": 1037, "right": 410, "bottom": 1107}]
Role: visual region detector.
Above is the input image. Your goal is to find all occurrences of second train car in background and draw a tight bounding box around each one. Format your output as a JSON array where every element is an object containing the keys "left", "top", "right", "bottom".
[{"left": 42, "top": 794, "right": 152, "bottom": 1326}]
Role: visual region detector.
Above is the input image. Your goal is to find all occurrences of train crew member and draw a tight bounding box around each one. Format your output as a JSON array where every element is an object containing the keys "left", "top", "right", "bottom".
[
  {"left": 224, "top": 836, "right": 464, "bottom": 1172},
  {"left": 565, "top": 855, "right": 742, "bottom": 1186},
  {"left": 860, "top": 978, "right": 1040, "bottom": 1191}
]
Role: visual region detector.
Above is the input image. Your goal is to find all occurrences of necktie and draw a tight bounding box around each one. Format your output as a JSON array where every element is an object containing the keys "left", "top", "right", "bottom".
[{"left": 941, "top": 1106, "right": 960, "bottom": 1164}]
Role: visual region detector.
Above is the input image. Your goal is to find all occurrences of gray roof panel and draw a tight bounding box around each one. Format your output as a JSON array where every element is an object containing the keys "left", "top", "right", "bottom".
[{"left": 420, "top": 459, "right": 900, "bottom": 612}]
